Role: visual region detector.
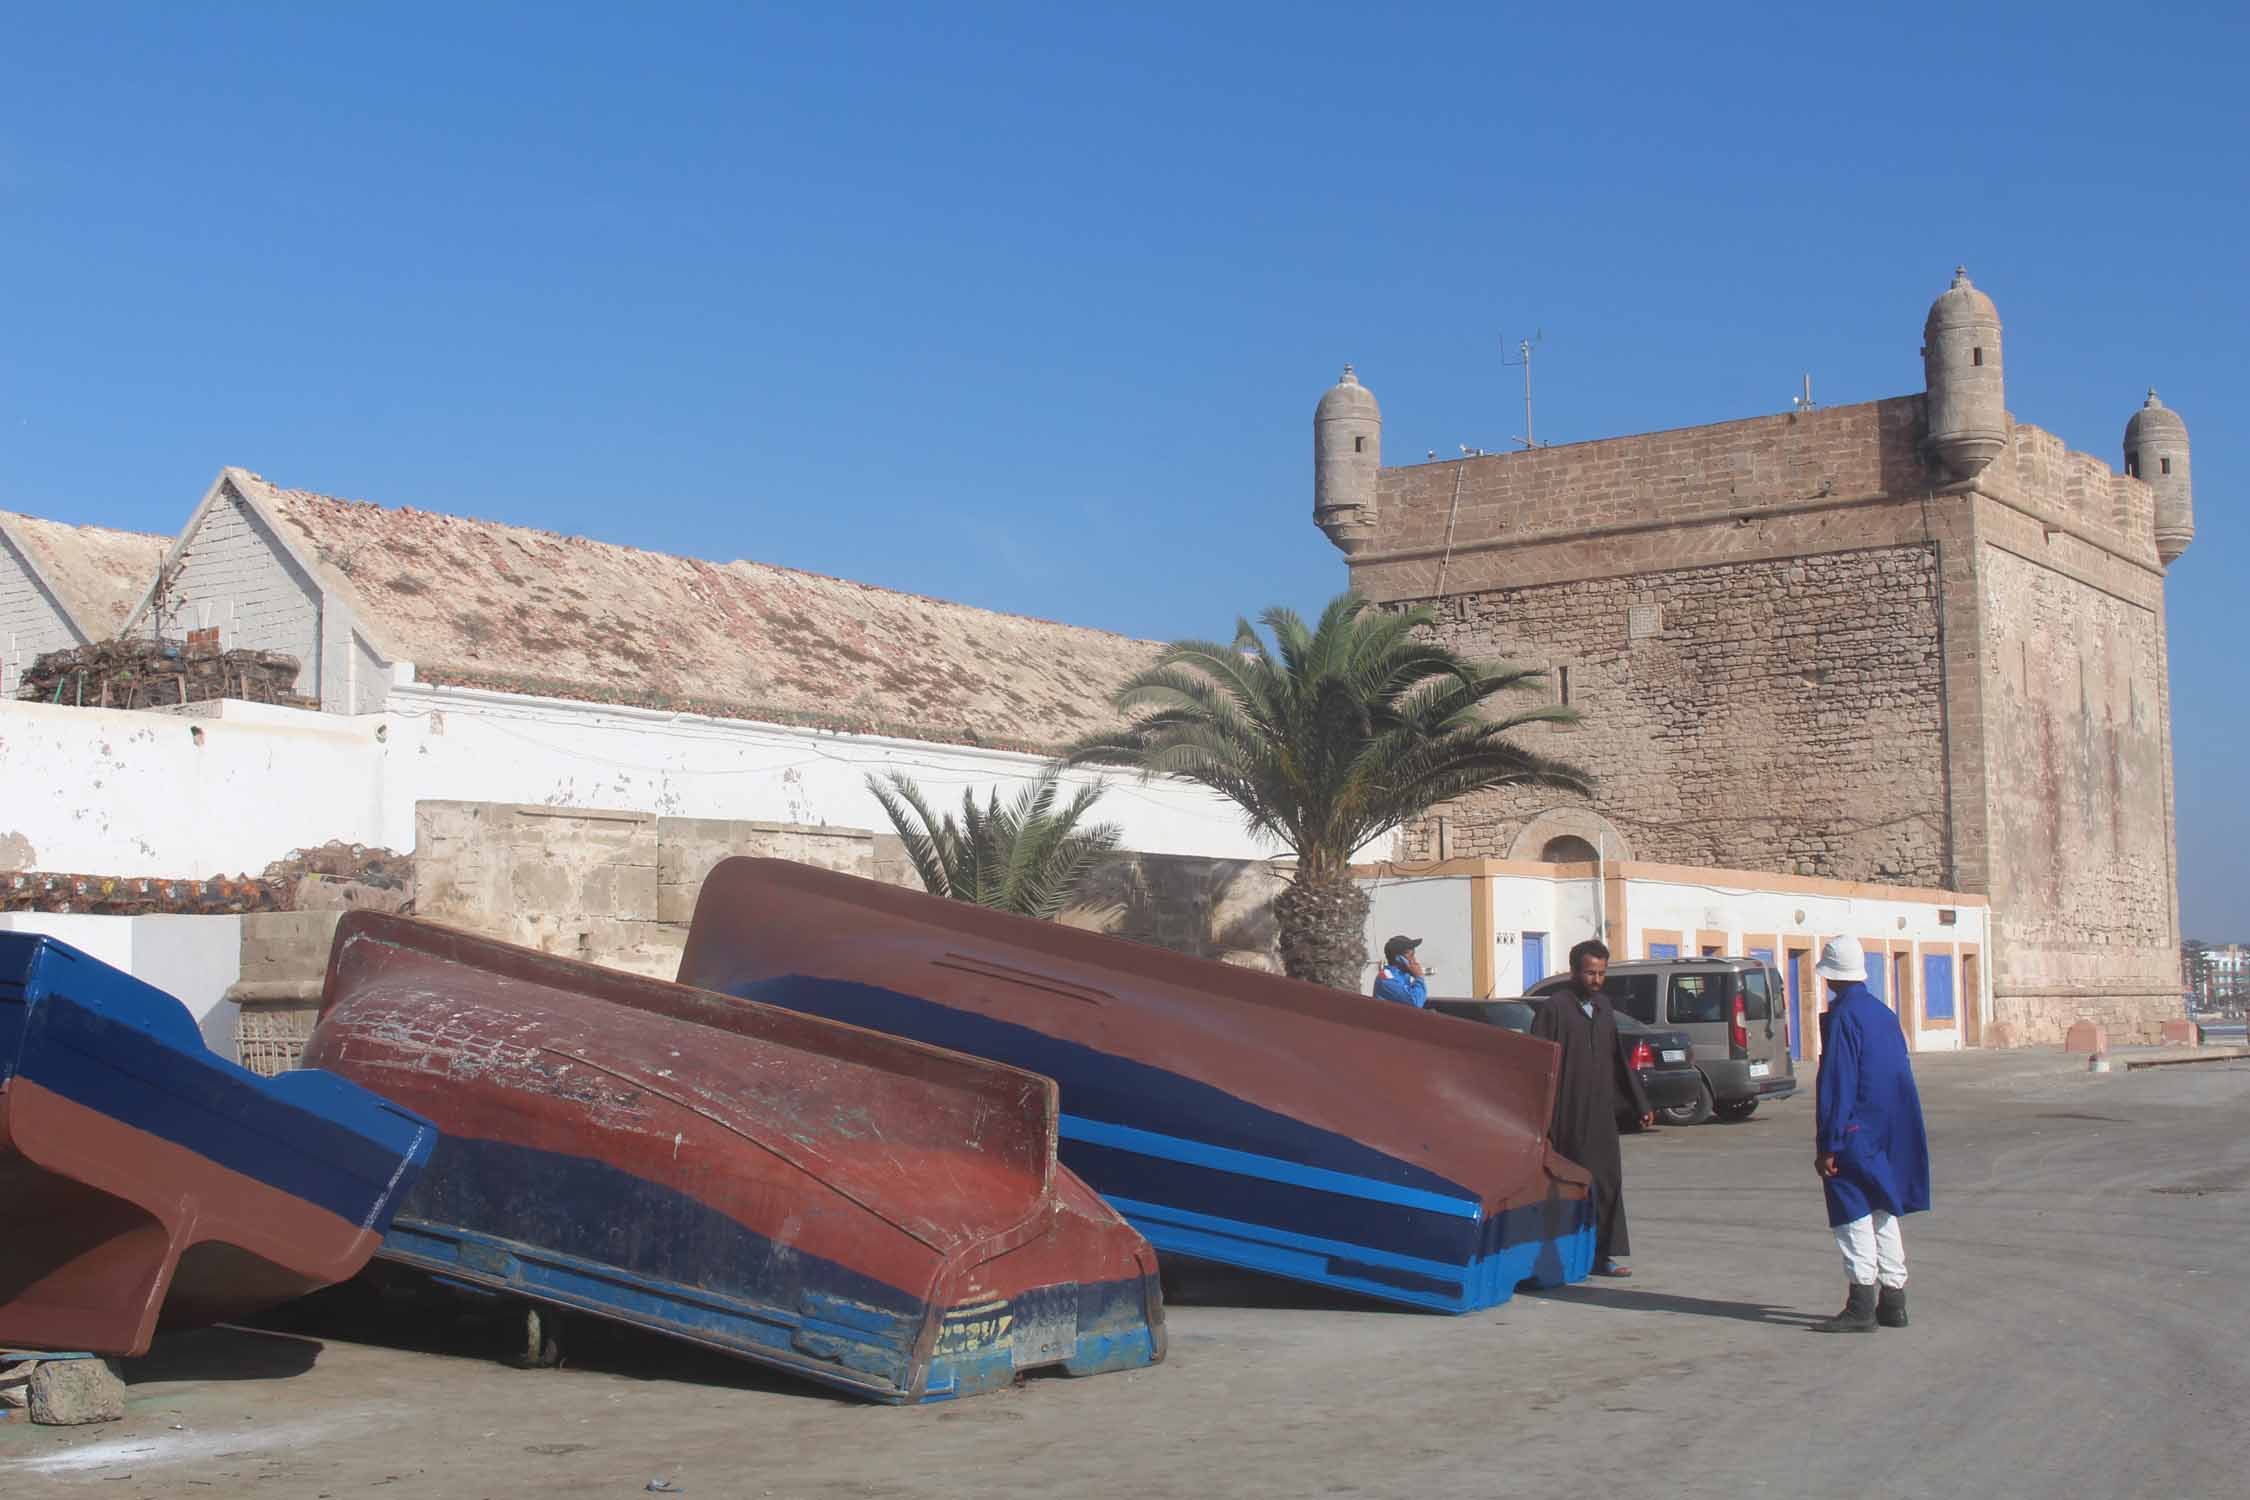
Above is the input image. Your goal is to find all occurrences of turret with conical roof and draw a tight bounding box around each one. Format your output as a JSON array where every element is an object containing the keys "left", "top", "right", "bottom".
[
  {"left": 1313, "top": 365, "right": 1381, "bottom": 555},
  {"left": 1922, "top": 267, "right": 2007, "bottom": 480},
  {"left": 2126, "top": 389, "right": 2194, "bottom": 566}
]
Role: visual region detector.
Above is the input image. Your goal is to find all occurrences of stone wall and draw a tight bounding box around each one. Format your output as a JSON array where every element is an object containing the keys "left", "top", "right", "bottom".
[
  {"left": 1399, "top": 544, "right": 1949, "bottom": 886},
  {"left": 1978, "top": 543, "right": 2176, "bottom": 1042},
  {"left": 416, "top": 798, "right": 1289, "bottom": 978},
  {"left": 1060, "top": 852, "right": 1288, "bottom": 971},
  {"left": 415, "top": 800, "right": 894, "bottom": 977},
  {"left": 1338, "top": 387, "right": 2179, "bottom": 1046}
]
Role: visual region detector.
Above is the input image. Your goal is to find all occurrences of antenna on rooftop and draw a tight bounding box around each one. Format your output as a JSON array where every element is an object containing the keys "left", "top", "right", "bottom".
[
  {"left": 1503, "top": 331, "right": 1545, "bottom": 448},
  {"left": 1793, "top": 372, "right": 1817, "bottom": 413}
]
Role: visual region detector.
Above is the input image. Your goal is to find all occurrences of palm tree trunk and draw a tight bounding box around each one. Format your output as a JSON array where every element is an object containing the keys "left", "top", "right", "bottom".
[{"left": 1273, "top": 867, "right": 1374, "bottom": 991}]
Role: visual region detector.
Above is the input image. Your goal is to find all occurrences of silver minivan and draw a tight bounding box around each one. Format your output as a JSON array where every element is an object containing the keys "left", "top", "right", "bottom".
[{"left": 1528, "top": 956, "right": 1797, "bottom": 1124}]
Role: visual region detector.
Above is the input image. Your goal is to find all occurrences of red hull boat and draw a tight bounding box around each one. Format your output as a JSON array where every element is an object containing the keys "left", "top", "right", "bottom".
[
  {"left": 677, "top": 859, "right": 1596, "bottom": 1311},
  {"left": 305, "top": 913, "right": 1163, "bottom": 1402}
]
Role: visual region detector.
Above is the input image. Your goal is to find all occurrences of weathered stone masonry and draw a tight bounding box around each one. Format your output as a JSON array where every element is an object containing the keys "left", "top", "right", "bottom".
[
  {"left": 1405, "top": 544, "right": 1948, "bottom": 888},
  {"left": 1313, "top": 273, "right": 2192, "bottom": 1043}
]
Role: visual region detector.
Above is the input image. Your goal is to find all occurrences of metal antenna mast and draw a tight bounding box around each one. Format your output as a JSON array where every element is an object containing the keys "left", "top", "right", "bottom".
[
  {"left": 1503, "top": 331, "right": 1544, "bottom": 448},
  {"left": 1793, "top": 372, "right": 1817, "bottom": 412}
]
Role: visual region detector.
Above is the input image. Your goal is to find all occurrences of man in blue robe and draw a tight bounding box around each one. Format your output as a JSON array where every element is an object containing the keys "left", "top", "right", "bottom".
[{"left": 1810, "top": 937, "right": 1932, "bottom": 1332}]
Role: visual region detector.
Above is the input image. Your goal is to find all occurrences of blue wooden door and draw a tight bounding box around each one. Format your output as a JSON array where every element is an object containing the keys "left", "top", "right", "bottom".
[
  {"left": 1521, "top": 933, "right": 1547, "bottom": 993},
  {"left": 1865, "top": 952, "right": 1887, "bottom": 1007},
  {"left": 1924, "top": 954, "right": 1955, "bottom": 1022}
]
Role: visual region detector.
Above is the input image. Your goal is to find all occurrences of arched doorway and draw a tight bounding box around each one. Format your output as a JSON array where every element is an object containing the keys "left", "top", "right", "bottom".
[{"left": 1509, "top": 809, "right": 1630, "bottom": 864}]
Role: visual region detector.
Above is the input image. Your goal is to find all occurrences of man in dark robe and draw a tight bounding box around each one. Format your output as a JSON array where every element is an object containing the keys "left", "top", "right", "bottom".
[
  {"left": 1529, "top": 938, "right": 1653, "bottom": 1277},
  {"left": 1810, "top": 937, "right": 1932, "bottom": 1332}
]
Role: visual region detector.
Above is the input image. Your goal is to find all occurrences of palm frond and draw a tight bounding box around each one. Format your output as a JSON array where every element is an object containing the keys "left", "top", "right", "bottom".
[{"left": 864, "top": 768, "right": 1119, "bottom": 920}]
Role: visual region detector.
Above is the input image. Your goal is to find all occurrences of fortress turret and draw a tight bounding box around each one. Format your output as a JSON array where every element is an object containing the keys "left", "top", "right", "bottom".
[
  {"left": 2126, "top": 389, "right": 2194, "bottom": 566},
  {"left": 1922, "top": 267, "right": 2007, "bottom": 480},
  {"left": 1314, "top": 365, "right": 1381, "bottom": 555}
]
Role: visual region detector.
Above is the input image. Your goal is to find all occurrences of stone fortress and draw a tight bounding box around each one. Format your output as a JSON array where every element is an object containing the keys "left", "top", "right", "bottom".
[{"left": 1314, "top": 270, "right": 2194, "bottom": 1044}]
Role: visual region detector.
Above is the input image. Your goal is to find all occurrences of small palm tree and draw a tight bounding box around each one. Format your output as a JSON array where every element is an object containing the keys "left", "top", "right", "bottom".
[
  {"left": 1062, "top": 591, "right": 1592, "bottom": 989},
  {"left": 866, "top": 768, "right": 1123, "bottom": 920}
]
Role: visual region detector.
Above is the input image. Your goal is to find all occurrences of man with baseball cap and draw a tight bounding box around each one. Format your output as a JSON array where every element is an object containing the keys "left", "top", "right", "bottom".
[
  {"left": 1810, "top": 936, "right": 1931, "bottom": 1333},
  {"left": 1372, "top": 935, "right": 1428, "bottom": 1007}
]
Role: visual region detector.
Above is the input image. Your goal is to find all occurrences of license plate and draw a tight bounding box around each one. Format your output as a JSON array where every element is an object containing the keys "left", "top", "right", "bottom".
[
  {"left": 1660, "top": 1049, "right": 1686, "bottom": 1063},
  {"left": 1749, "top": 1062, "right": 1771, "bottom": 1078}
]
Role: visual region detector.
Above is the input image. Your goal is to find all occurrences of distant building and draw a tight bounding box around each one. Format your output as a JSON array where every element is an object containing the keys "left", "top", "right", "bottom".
[
  {"left": 0, "top": 512, "right": 170, "bottom": 698},
  {"left": 1314, "top": 270, "right": 2194, "bottom": 1046},
  {"left": 2195, "top": 944, "right": 2249, "bottom": 1008}
]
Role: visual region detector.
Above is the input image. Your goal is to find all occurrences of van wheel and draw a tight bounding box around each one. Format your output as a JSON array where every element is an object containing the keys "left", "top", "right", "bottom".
[
  {"left": 1658, "top": 1079, "right": 1715, "bottom": 1126},
  {"left": 1715, "top": 1099, "right": 1759, "bottom": 1122}
]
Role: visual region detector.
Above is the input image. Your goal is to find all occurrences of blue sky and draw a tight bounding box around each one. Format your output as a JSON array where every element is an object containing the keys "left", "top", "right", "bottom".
[{"left": 4, "top": 3, "right": 2243, "bottom": 934}]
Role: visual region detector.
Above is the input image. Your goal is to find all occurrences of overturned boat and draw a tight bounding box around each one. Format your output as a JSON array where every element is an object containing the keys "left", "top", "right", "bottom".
[
  {"left": 304, "top": 913, "right": 1163, "bottom": 1403},
  {"left": 677, "top": 859, "right": 1595, "bottom": 1312},
  {"left": 0, "top": 933, "right": 435, "bottom": 1356}
]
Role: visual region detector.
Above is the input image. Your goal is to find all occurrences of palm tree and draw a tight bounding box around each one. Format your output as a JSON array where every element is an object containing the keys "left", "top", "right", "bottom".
[
  {"left": 1062, "top": 591, "right": 1592, "bottom": 989},
  {"left": 865, "top": 767, "right": 1123, "bottom": 920}
]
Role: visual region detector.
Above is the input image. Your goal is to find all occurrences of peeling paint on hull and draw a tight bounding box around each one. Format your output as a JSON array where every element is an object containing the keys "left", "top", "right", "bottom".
[{"left": 306, "top": 914, "right": 1162, "bottom": 1402}]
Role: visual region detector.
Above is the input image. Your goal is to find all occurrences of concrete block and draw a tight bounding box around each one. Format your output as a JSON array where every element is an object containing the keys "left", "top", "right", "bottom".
[
  {"left": 2159, "top": 1019, "right": 2201, "bottom": 1047},
  {"left": 27, "top": 1357, "right": 126, "bottom": 1425},
  {"left": 239, "top": 911, "right": 345, "bottom": 982},
  {"left": 2063, "top": 1021, "right": 2108, "bottom": 1054}
]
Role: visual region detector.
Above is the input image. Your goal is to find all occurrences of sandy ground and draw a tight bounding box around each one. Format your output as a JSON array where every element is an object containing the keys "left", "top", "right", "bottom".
[{"left": 6, "top": 1049, "right": 2245, "bottom": 1499}]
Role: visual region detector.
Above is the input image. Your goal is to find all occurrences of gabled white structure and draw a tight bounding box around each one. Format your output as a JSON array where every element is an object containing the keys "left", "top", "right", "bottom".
[
  {"left": 121, "top": 468, "right": 402, "bottom": 713},
  {"left": 1, "top": 511, "right": 170, "bottom": 698}
]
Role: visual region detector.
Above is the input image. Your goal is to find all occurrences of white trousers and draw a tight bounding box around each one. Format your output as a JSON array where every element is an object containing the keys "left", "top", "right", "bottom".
[{"left": 1833, "top": 1211, "right": 1907, "bottom": 1288}]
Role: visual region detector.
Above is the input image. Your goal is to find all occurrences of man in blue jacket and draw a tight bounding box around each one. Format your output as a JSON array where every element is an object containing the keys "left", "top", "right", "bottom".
[
  {"left": 1372, "top": 935, "right": 1428, "bottom": 1007},
  {"left": 1810, "top": 937, "right": 1932, "bottom": 1333}
]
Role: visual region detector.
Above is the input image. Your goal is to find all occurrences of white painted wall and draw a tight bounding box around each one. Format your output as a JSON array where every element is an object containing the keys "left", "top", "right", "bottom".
[
  {"left": 1621, "top": 871, "right": 1988, "bottom": 1053},
  {"left": 1358, "top": 865, "right": 1989, "bottom": 1051},
  {"left": 0, "top": 699, "right": 387, "bottom": 877},
  {"left": 0, "top": 681, "right": 1287, "bottom": 882},
  {"left": 382, "top": 682, "right": 1282, "bottom": 862},
  {"left": 0, "top": 912, "right": 243, "bottom": 1061},
  {"left": 1361, "top": 874, "right": 1474, "bottom": 997},
  {"left": 1, "top": 533, "right": 86, "bottom": 699}
]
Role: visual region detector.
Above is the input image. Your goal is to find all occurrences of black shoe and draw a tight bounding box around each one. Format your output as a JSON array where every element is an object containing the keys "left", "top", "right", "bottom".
[
  {"left": 1876, "top": 1285, "right": 1908, "bottom": 1328},
  {"left": 1812, "top": 1282, "right": 1878, "bottom": 1333}
]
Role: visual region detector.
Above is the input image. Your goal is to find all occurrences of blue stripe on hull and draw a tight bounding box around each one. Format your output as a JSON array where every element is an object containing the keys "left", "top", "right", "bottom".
[
  {"left": 382, "top": 1135, "right": 1158, "bottom": 1403},
  {"left": 734, "top": 974, "right": 1467, "bottom": 1198},
  {"left": 729, "top": 974, "right": 1591, "bottom": 1310},
  {"left": 0, "top": 935, "right": 433, "bottom": 1228},
  {"left": 1111, "top": 1194, "right": 1594, "bottom": 1312}
]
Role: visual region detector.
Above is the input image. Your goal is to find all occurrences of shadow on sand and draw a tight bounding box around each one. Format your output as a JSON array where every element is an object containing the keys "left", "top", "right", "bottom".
[
  {"left": 121, "top": 1323, "right": 323, "bottom": 1384},
  {"left": 1524, "top": 1284, "right": 1824, "bottom": 1328},
  {"left": 247, "top": 1270, "right": 864, "bottom": 1403},
  {"left": 1157, "top": 1259, "right": 1438, "bottom": 1314}
]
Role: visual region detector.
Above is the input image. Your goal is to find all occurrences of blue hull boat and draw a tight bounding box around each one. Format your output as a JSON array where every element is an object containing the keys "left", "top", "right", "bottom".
[
  {"left": 677, "top": 860, "right": 1596, "bottom": 1312},
  {"left": 0, "top": 933, "right": 436, "bottom": 1356}
]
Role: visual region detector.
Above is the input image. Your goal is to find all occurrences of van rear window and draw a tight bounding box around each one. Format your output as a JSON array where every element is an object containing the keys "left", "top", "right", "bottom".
[
  {"left": 1604, "top": 974, "right": 1659, "bottom": 1025},
  {"left": 1668, "top": 972, "right": 1735, "bottom": 1025},
  {"left": 1741, "top": 967, "right": 1772, "bottom": 1021}
]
